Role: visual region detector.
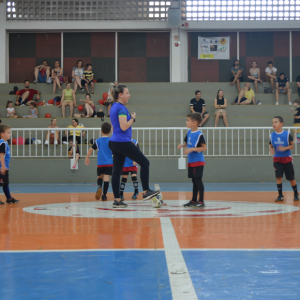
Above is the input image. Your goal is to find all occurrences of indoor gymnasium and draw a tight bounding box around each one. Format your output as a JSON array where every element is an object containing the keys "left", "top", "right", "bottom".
[{"left": 1, "top": 0, "right": 300, "bottom": 299}]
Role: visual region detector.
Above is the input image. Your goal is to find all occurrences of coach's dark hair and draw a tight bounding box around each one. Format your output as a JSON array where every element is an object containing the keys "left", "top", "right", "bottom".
[
  {"left": 195, "top": 90, "right": 201, "bottom": 95},
  {"left": 187, "top": 112, "right": 202, "bottom": 126},
  {"left": 112, "top": 85, "right": 127, "bottom": 101},
  {"left": 24, "top": 79, "right": 30, "bottom": 83},
  {"left": 294, "top": 99, "right": 300, "bottom": 105},
  {"left": 273, "top": 116, "right": 284, "bottom": 123},
  {"left": 267, "top": 61, "right": 273, "bottom": 65},
  {"left": 72, "top": 118, "right": 79, "bottom": 125},
  {"left": 279, "top": 72, "right": 285, "bottom": 76},
  {"left": 101, "top": 122, "right": 111, "bottom": 134},
  {"left": 0, "top": 124, "right": 11, "bottom": 136}
]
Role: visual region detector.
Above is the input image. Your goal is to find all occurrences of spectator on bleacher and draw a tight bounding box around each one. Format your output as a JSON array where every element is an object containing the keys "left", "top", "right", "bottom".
[
  {"left": 265, "top": 61, "right": 277, "bottom": 93},
  {"left": 44, "top": 118, "right": 60, "bottom": 146},
  {"left": 59, "top": 83, "right": 77, "bottom": 118},
  {"left": 233, "top": 82, "right": 260, "bottom": 105},
  {"left": 82, "top": 64, "right": 94, "bottom": 94},
  {"left": 296, "top": 74, "right": 300, "bottom": 97},
  {"left": 33, "top": 60, "right": 51, "bottom": 84},
  {"left": 276, "top": 72, "right": 292, "bottom": 105},
  {"left": 15, "top": 80, "right": 41, "bottom": 106},
  {"left": 248, "top": 61, "right": 263, "bottom": 94},
  {"left": 105, "top": 84, "right": 115, "bottom": 117},
  {"left": 74, "top": 94, "right": 96, "bottom": 118},
  {"left": 72, "top": 60, "right": 85, "bottom": 93},
  {"left": 108, "top": 81, "right": 118, "bottom": 95},
  {"left": 6, "top": 101, "right": 19, "bottom": 118},
  {"left": 23, "top": 103, "right": 38, "bottom": 118},
  {"left": 190, "top": 90, "right": 209, "bottom": 127},
  {"left": 230, "top": 60, "right": 243, "bottom": 92},
  {"left": 62, "top": 118, "right": 86, "bottom": 145},
  {"left": 51, "top": 60, "right": 63, "bottom": 94},
  {"left": 214, "top": 90, "right": 228, "bottom": 127}
]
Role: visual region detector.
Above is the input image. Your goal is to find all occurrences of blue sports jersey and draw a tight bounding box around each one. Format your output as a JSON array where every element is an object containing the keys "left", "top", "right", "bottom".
[
  {"left": 0, "top": 139, "right": 10, "bottom": 169},
  {"left": 124, "top": 139, "right": 138, "bottom": 168},
  {"left": 110, "top": 102, "right": 132, "bottom": 142},
  {"left": 95, "top": 137, "right": 113, "bottom": 166},
  {"left": 186, "top": 130, "right": 205, "bottom": 164},
  {"left": 270, "top": 130, "right": 292, "bottom": 158}
]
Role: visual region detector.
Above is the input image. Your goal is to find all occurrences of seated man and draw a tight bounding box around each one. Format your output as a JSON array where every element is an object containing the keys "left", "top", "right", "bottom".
[
  {"left": 265, "top": 61, "right": 277, "bottom": 93},
  {"left": 16, "top": 79, "right": 41, "bottom": 106},
  {"left": 33, "top": 60, "right": 51, "bottom": 83},
  {"left": 276, "top": 72, "right": 291, "bottom": 105},
  {"left": 234, "top": 82, "right": 261, "bottom": 105},
  {"left": 190, "top": 90, "right": 209, "bottom": 127}
]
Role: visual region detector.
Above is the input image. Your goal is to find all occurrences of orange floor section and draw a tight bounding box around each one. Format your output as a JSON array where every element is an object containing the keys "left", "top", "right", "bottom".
[{"left": 0, "top": 191, "right": 299, "bottom": 250}]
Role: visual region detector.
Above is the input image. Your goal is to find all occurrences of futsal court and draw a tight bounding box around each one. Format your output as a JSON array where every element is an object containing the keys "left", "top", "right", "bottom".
[{"left": 0, "top": 182, "right": 299, "bottom": 300}]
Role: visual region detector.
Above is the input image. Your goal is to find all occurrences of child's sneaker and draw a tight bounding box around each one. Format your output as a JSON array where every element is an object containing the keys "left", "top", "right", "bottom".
[
  {"left": 132, "top": 192, "right": 139, "bottom": 200},
  {"left": 6, "top": 198, "right": 19, "bottom": 204},
  {"left": 120, "top": 196, "right": 125, "bottom": 201},
  {"left": 294, "top": 194, "right": 299, "bottom": 201},
  {"left": 143, "top": 189, "right": 160, "bottom": 201},
  {"left": 0, "top": 200, "right": 4, "bottom": 205},
  {"left": 275, "top": 195, "right": 284, "bottom": 202},
  {"left": 182, "top": 200, "right": 197, "bottom": 208},
  {"left": 102, "top": 195, "right": 107, "bottom": 201},
  {"left": 112, "top": 200, "right": 128, "bottom": 208},
  {"left": 95, "top": 187, "right": 102, "bottom": 200}
]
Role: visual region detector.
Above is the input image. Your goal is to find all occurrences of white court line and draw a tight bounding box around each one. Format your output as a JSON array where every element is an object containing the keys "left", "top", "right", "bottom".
[
  {"left": 0, "top": 249, "right": 165, "bottom": 253},
  {"left": 156, "top": 184, "right": 198, "bottom": 300}
]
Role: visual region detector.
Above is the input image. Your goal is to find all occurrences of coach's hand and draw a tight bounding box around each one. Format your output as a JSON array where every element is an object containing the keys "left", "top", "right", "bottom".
[
  {"left": 0, "top": 166, "right": 7, "bottom": 175},
  {"left": 131, "top": 112, "right": 136, "bottom": 119}
]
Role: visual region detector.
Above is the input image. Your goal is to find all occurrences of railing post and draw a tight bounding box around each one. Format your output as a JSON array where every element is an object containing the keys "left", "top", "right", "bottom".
[{"left": 180, "top": 128, "right": 183, "bottom": 159}]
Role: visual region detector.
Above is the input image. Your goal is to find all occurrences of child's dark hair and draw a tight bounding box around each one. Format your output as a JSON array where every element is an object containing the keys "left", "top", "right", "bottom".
[
  {"left": 294, "top": 99, "right": 300, "bottom": 105},
  {"left": 101, "top": 122, "right": 112, "bottom": 134},
  {"left": 233, "top": 59, "right": 239, "bottom": 66},
  {"left": 267, "top": 61, "right": 273, "bottom": 65},
  {"left": 0, "top": 124, "right": 11, "bottom": 136},
  {"left": 30, "top": 102, "right": 37, "bottom": 107},
  {"left": 279, "top": 72, "right": 285, "bottom": 76},
  {"left": 86, "top": 63, "right": 92, "bottom": 69},
  {"left": 112, "top": 85, "right": 127, "bottom": 101},
  {"left": 187, "top": 113, "right": 202, "bottom": 126},
  {"left": 273, "top": 116, "right": 284, "bottom": 123},
  {"left": 195, "top": 90, "right": 201, "bottom": 95},
  {"left": 6, "top": 100, "right": 13, "bottom": 108}
]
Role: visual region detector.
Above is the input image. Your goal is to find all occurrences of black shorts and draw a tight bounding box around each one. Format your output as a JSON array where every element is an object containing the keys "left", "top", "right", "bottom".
[
  {"left": 188, "top": 166, "right": 204, "bottom": 179},
  {"left": 122, "top": 170, "right": 137, "bottom": 176},
  {"left": 81, "top": 79, "right": 92, "bottom": 86},
  {"left": 274, "top": 162, "right": 295, "bottom": 181},
  {"left": 97, "top": 166, "right": 113, "bottom": 176},
  {"left": 0, "top": 170, "right": 9, "bottom": 186},
  {"left": 230, "top": 75, "right": 244, "bottom": 82}
]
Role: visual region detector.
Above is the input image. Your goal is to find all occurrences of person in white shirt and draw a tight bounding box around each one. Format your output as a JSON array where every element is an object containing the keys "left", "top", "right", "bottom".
[{"left": 265, "top": 61, "right": 277, "bottom": 93}]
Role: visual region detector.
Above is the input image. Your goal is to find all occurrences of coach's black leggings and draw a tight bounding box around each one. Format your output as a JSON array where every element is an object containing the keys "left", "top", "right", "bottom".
[{"left": 109, "top": 141, "right": 150, "bottom": 198}]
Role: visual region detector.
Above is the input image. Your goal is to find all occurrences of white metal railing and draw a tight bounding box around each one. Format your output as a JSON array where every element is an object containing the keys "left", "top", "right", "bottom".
[{"left": 8, "top": 127, "right": 300, "bottom": 158}]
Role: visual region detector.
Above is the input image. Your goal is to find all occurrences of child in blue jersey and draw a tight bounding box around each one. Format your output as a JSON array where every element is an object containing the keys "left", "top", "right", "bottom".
[
  {"left": 120, "top": 139, "right": 139, "bottom": 200},
  {"left": 178, "top": 113, "right": 207, "bottom": 208},
  {"left": 85, "top": 122, "right": 113, "bottom": 201},
  {"left": 269, "top": 116, "right": 299, "bottom": 202},
  {"left": 0, "top": 125, "right": 19, "bottom": 205}
]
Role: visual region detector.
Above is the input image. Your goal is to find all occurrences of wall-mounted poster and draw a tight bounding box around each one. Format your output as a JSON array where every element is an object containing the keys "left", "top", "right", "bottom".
[{"left": 198, "top": 36, "right": 230, "bottom": 60}]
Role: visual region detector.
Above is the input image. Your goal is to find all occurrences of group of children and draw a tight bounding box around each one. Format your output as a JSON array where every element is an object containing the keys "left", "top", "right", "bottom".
[
  {"left": 6, "top": 100, "right": 38, "bottom": 118},
  {"left": 0, "top": 107, "right": 299, "bottom": 206}
]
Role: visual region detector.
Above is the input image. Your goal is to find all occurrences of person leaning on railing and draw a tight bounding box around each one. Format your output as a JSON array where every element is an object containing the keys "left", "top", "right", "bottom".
[{"left": 62, "top": 118, "right": 86, "bottom": 145}]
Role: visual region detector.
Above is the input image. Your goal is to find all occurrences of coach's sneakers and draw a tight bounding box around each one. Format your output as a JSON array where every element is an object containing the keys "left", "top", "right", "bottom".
[
  {"left": 6, "top": 198, "right": 19, "bottom": 204},
  {"left": 275, "top": 195, "right": 284, "bottom": 202},
  {"left": 143, "top": 189, "right": 160, "bottom": 201},
  {"left": 294, "top": 194, "right": 299, "bottom": 201},
  {"left": 0, "top": 200, "right": 4, "bottom": 205},
  {"left": 112, "top": 200, "right": 128, "bottom": 208},
  {"left": 182, "top": 200, "right": 198, "bottom": 208},
  {"left": 95, "top": 187, "right": 102, "bottom": 200},
  {"left": 194, "top": 201, "right": 205, "bottom": 208}
]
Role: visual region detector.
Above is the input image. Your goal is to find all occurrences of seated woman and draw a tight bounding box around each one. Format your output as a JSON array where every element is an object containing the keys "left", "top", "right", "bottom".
[
  {"left": 214, "top": 89, "right": 228, "bottom": 127},
  {"left": 248, "top": 61, "right": 263, "bottom": 94},
  {"left": 72, "top": 60, "right": 85, "bottom": 93},
  {"left": 44, "top": 118, "right": 60, "bottom": 145},
  {"left": 74, "top": 94, "right": 96, "bottom": 118},
  {"left": 62, "top": 118, "right": 86, "bottom": 145},
  {"left": 230, "top": 60, "right": 243, "bottom": 92},
  {"left": 59, "top": 83, "right": 77, "bottom": 118},
  {"left": 105, "top": 83, "right": 115, "bottom": 117},
  {"left": 51, "top": 61, "right": 63, "bottom": 94}
]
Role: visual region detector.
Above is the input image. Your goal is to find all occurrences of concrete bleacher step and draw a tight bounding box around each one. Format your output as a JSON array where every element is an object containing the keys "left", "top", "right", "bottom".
[{"left": 1, "top": 82, "right": 298, "bottom": 95}]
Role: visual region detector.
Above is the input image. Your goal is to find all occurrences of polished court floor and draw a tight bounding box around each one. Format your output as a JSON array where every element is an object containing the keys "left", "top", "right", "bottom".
[{"left": 0, "top": 183, "right": 300, "bottom": 299}]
